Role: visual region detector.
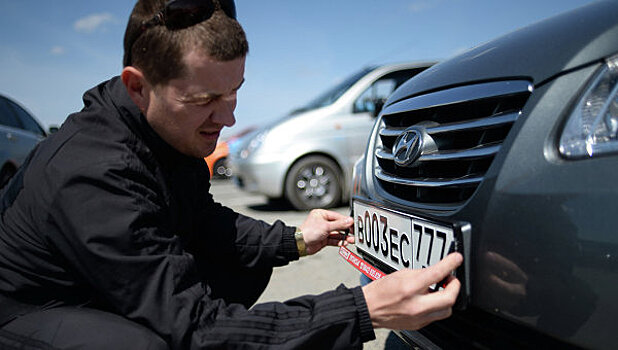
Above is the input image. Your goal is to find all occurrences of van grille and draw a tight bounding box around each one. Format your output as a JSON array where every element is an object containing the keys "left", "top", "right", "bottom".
[{"left": 374, "top": 80, "right": 532, "bottom": 205}]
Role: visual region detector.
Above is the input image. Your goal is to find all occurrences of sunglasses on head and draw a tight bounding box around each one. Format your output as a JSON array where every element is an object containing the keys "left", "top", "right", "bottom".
[
  {"left": 125, "top": 0, "right": 237, "bottom": 66},
  {"left": 142, "top": 0, "right": 236, "bottom": 31}
]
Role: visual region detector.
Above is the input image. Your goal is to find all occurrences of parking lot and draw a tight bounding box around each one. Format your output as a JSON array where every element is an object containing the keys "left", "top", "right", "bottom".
[{"left": 209, "top": 179, "right": 404, "bottom": 349}]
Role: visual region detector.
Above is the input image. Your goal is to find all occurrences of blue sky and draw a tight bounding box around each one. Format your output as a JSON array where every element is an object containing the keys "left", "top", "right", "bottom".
[{"left": 0, "top": 0, "right": 596, "bottom": 139}]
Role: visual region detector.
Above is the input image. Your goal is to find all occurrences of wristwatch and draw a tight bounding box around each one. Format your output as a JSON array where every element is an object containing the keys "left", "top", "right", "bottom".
[{"left": 295, "top": 228, "right": 307, "bottom": 257}]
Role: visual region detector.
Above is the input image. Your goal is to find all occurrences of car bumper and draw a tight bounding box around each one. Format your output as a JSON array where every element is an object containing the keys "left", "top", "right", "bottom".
[{"left": 229, "top": 154, "right": 288, "bottom": 198}]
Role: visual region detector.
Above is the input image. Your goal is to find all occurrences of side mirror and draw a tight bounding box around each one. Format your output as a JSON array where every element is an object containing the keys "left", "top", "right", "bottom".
[
  {"left": 372, "top": 98, "right": 386, "bottom": 118},
  {"left": 48, "top": 125, "right": 59, "bottom": 134}
]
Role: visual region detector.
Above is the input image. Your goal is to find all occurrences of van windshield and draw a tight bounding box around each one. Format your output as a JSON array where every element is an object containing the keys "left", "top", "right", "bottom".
[{"left": 289, "top": 66, "right": 376, "bottom": 115}]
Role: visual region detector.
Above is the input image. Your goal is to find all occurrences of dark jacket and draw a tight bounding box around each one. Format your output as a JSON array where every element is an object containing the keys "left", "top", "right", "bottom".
[{"left": 0, "top": 77, "right": 374, "bottom": 349}]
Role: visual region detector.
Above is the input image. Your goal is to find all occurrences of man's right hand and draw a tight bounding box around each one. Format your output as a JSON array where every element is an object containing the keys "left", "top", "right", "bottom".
[{"left": 361, "top": 252, "right": 463, "bottom": 330}]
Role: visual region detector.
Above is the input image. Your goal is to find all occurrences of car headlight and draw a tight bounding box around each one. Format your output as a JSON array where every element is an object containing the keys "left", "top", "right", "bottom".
[
  {"left": 559, "top": 55, "right": 618, "bottom": 159},
  {"left": 240, "top": 129, "right": 269, "bottom": 159}
]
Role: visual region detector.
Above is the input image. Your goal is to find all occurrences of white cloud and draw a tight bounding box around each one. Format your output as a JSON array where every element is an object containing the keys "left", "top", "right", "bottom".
[
  {"left": 74, "top": 13, "right": 114, "bottom": 33},
  {"left": 408, "top": 0, "right": 439, "bottom": 13},
  {"left": 50, "top": 46, "right": 65, "bottom": 55}
]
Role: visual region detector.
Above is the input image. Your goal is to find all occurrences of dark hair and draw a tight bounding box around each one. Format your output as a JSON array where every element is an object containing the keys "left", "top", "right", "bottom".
[{"left": 123, "top": 0, "right": 249, "bottom": 86}]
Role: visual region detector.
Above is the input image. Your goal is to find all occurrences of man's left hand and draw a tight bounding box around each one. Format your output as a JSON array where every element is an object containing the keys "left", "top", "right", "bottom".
[{"left": 299, "top": 209, "right": 355, "bottom": 255}]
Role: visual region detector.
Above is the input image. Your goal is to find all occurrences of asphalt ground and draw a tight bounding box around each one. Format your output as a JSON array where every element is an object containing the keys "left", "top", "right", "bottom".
[{"left": 209, "top": 179, "right": 409, "bottom": 350}]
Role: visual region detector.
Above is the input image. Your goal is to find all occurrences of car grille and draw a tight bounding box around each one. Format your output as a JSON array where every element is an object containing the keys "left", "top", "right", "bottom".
[{"left": 374, "top": 80, "right": 532, "bottom": 205}]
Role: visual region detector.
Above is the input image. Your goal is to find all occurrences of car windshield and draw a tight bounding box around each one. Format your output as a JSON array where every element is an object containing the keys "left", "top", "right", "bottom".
[{"left": 289, "top": 66, "right": 376, "bottom": 115}]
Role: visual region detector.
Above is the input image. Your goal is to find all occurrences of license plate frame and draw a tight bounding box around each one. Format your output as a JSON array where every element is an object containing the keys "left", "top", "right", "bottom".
[{"left": 352, "top": 199, "right": 470, "bottom": 306}]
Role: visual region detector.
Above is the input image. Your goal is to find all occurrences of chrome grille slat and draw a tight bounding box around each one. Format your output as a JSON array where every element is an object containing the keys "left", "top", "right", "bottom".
[
  {"left": 373, "top": 80, "right": 532, "bottom": 205},
  {"left": 381, "top": 80, "right": 532, "bottom": 117},
  {"left": 378, "top": 112, "right": 520, "bottom": 138},
  {"left": 427, "top": 112, "right": 519, "bottom": 134},
  {"left": 376, "top": 169, "right": 483, "bottom": 187},
  {"left": 376, "top": 144, "right": 501, "bottom": 162}
]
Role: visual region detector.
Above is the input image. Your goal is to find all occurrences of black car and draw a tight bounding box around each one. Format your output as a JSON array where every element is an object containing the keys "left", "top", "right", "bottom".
[
  {"left": 350, "top": 1, "right": 618, "bottom": 348},
  {"left": 0, "top": 95, "right": 47, "bottom": 188}
]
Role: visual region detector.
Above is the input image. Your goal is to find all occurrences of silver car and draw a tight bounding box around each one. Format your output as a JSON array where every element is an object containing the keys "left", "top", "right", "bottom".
[
  {"left": 0, "top": 95, "right": 47, "bottom": 188},
  {"left": 229, "top": 62, "right": 435, "bottom": 210}
]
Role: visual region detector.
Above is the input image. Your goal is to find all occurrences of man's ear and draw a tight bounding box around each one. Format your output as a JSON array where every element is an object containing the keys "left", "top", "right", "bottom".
[{"left": 121, "top": 66, "right": 150, "bottom": 114}]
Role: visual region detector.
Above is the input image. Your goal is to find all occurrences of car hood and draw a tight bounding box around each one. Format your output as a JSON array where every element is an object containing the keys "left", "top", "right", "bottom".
[{"left": 388, "top": 0, "right": 618, "bottom": 105}]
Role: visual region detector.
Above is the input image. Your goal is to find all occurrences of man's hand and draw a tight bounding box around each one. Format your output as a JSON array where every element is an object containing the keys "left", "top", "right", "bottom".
[
  {"left": 362, "top": 253, "right": 463, "bottom": 330},
  {"left": 299, "top": 209, "right": 355, "bottom": 255}
]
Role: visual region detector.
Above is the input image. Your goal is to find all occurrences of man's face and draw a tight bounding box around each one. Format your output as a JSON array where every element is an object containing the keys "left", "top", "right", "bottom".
[{"left": 144, "top": 51, "right": 245, "bottom": 158}]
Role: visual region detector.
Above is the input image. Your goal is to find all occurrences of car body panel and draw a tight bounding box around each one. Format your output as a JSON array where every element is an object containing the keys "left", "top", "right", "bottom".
[
  {"left": 0, "top": 95, "right": 46, "bottom": 186},
  {"left": 471, "top": 64, "right": 617, "bottom": 347},
  {"left": 0, "top": 125, "right": 42, "bottom": 170}
]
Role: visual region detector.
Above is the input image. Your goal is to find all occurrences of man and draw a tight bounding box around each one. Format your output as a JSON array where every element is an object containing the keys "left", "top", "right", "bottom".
[{"left": 0, "top": 0, "right": 462, "bottom": 348}]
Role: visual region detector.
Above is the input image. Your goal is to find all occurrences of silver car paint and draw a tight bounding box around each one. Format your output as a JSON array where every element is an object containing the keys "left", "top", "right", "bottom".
[{"left": 230, "top": 62, "right": 435, "bottom": 201}]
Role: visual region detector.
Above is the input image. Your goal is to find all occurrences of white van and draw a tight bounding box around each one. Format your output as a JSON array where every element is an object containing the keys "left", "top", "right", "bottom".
[{"left": 229, "top": 61, "right": 435, "bottom": 210}]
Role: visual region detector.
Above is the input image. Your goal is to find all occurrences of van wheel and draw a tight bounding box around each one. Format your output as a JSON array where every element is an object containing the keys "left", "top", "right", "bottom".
[
  {"left": 0, "top": 166, "right": 16, "bottom": 189},
  {"left": 285, "top": 156, "right": 342, "bottom": 210}
]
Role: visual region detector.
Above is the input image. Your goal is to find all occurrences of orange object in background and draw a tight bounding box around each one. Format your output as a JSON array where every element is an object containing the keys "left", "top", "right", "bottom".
[
  {"left": 204, "top": 141, "right": 230, "bottom": 179},
  {"left": 204, "top": 126, "right": 257, "bottom": 180}
]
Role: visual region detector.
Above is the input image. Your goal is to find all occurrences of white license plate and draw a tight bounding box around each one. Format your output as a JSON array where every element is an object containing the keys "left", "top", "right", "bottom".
[{"left": 353, "top": 200, "right": 455, "bottom": 272}]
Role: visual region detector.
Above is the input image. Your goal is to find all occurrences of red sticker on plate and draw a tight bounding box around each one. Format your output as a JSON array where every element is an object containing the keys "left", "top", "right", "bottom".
[{"left": 339, "top": 246, "right": 386, "bottom": 280}]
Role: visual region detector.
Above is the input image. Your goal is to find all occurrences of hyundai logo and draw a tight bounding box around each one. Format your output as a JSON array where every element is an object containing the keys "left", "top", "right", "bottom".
[{"left": 393, "top": 128, "right": 423, "bottom": 167}]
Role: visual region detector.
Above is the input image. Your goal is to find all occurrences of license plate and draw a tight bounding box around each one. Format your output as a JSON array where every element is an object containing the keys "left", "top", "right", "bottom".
[{"left": 353, "top": 200, "right": 455, "bottom": 272}]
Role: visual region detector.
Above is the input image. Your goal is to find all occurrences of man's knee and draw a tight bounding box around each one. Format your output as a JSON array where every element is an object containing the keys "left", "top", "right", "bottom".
[{"left": 1, "top": 307, "right": 169, "bottom": 350}]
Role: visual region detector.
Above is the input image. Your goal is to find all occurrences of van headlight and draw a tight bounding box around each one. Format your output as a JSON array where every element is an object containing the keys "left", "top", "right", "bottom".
[
  {"left": 559, "top": 55, "right": 618, "bottom": 159},
  {"left": 240, "top": 129, "right": 269, "bottom": 159}
]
